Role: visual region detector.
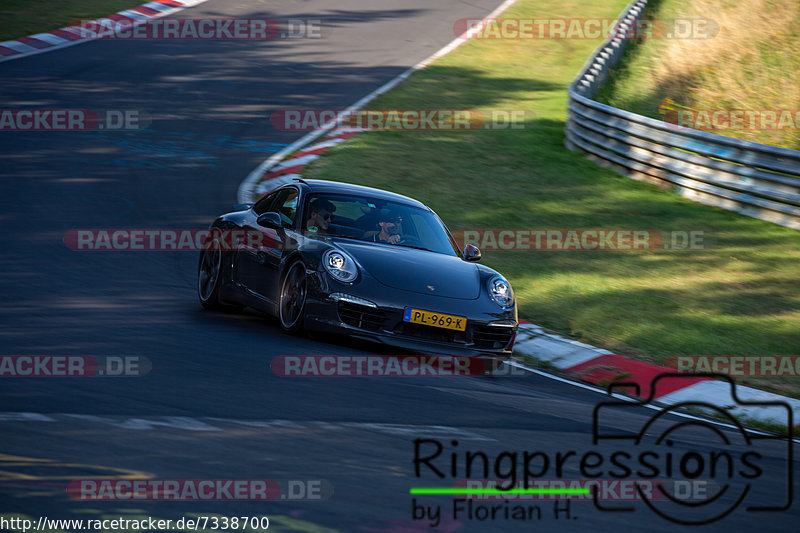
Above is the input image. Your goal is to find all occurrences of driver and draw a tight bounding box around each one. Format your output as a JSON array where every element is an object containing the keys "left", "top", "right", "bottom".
[
  {"left": 306, "top": 198, "right": 336, "bottom": 234},
  {"left": 372, "top": 209, "right": 403, "bottom": 244}
]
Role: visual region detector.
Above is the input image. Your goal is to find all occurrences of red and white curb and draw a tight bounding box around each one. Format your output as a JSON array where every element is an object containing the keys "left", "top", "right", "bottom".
[
  {"left": 514, "top": 322, "right": 800, "bottom": 427},
  {"left": 236, "top": 0, "right": 521, "bottom": 204},
  {"left": 251, "top": 129, "right": 366, "bottom": 196},
  {"left": 0, "top": 0, "right": 208, "bottom": 63}
]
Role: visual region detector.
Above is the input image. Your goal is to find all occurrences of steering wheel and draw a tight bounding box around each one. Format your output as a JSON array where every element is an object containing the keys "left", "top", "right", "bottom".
[{"left": 398, "top": 236, "right": 422, "bottom": 246}]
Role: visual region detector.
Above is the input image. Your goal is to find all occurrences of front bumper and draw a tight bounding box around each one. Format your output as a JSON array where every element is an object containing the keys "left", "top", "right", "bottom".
[{"left": 303, "top": 272, "right": 518, "bottom": 358}]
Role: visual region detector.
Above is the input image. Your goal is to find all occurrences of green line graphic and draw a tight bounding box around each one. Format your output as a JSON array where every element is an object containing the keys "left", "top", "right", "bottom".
[{"left": 409, "top": 487, "right": 590, "bottom": 495}]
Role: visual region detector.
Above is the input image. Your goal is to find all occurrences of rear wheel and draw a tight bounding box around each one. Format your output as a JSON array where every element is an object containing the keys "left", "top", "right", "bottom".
[
  {"left": 279, "top": 261, "right": 307, "bottom": 333},
  {"left": 198, "top": 244, "right": 223, "bottom": 309},
  {"left": 198, "top": 240, "right": 240, "bottom": 311}
]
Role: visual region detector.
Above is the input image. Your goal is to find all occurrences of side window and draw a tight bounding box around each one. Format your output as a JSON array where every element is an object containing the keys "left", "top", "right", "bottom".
[
  {"left": 253, "top": 190, "right": 280, "bottom": 215},
  {"left": 275, "top": 189, "right": 299, "bottom": 228}
]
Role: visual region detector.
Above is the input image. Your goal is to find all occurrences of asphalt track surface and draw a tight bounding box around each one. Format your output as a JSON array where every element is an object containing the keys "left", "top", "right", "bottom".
[{"left": 0, "top": 1, "right": 796, "bottom": 531}]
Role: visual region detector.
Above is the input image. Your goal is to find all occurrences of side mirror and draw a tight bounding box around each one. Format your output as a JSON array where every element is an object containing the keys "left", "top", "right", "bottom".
[
  {"left": 462, "top": 244, "right": 481, "bottom": 262},
  {"left": 257, "top": 212, "right": 283, "bottom": 229}
]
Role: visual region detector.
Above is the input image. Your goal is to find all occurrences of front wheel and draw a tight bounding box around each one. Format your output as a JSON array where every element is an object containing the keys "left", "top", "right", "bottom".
[{"left": 279, "top": 261, "right": 307, "bottom": 333}]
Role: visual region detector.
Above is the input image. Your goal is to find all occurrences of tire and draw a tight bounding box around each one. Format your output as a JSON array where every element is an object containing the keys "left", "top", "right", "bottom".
[
  {"left": 198, "top": 240, "right": 241, "bottom": 311},
  {"left": 278, "top": 261, "right": 307, "bottom": 334},
  {"left": 198, "top": 243, "right": 224, "bottom": 310}
]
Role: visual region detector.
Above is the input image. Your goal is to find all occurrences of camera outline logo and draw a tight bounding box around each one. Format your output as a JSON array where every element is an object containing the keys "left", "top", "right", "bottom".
[{"left": 592, "top": 373, "right": 793, "bottom": 525}]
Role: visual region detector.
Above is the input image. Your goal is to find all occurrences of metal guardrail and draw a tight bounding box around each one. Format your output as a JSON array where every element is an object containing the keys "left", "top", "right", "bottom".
[{"left": 565, "top": 0, "right": 800, "bottom": 229}]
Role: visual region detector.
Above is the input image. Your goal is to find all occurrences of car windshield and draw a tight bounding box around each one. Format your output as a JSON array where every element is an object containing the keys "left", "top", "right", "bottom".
[{"left": 303, "top": 193, "right": 459, "bottom": 256}]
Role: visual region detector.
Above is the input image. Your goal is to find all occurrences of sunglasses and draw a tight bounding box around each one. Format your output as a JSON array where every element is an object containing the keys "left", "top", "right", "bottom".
[{"left": 319, "top": 212, "right": 333, "bottom": 220}]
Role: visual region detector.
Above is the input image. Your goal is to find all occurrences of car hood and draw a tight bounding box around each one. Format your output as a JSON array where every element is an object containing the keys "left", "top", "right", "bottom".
[{"left": 335, "top": 240, "right": 481, "bottom": 299}]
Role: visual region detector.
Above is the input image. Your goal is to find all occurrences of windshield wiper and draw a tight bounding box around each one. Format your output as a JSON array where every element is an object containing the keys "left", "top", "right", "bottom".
[{"left": 397, "top": 243, "right": 435, "bottom": 253}]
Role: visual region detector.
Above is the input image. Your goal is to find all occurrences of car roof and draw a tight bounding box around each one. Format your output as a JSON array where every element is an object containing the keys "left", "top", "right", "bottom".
[{"left": 298, "top": 179, "right": 428, "bottom": 209}]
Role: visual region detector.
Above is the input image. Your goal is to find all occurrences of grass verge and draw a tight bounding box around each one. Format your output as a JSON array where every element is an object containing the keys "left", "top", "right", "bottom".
[
  {"left": 0, "top": 0, "right": 145, "bottom": 42},
  {"left": 595, "top": 0, "right": 800, "bottom": 149},
  {"left": 301, "top": 0, "right": 800, "bottom": 398},
  {"left": 684, "top": 406, "right": 800, "bottom": 437}
]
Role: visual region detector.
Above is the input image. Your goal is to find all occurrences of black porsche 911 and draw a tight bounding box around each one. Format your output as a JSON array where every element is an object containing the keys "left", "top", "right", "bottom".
[{"left": 198, "top": 179, "right": 518, "bottom": 361}]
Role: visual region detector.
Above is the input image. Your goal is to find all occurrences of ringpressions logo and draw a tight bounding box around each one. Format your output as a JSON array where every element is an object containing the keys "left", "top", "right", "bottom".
[{"left": 411, "top": 374, "right": 793, "bottom": 526}]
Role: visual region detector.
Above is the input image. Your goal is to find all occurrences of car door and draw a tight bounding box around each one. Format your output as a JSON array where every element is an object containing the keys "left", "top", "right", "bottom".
[
  {"left": 238, "top": 187, "right": 299, "bottom": 303},
  {"left": 235, "top": 189, "right": 280, "bottom": 300}
]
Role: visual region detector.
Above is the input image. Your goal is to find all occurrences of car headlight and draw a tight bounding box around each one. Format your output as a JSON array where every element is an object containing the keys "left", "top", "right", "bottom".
[
  {"left": 323, "top": 249, "right": 358, "bottom": 282},
  {"left": 488, "top": 276, "right": 514, "bottom": 308}
]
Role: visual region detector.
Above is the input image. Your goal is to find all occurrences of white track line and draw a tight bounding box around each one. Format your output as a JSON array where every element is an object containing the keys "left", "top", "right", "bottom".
[
  {"left": 0, "top": 0, "right": 210, "bottom": 64},
  {"left": 237, "top": 0, "right": 521, "bottom": 203}
]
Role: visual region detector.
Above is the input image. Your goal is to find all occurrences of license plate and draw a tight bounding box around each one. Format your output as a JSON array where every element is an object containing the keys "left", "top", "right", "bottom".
[{"left": 403, "top": 308, "right": 467, "bottom": 331}]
